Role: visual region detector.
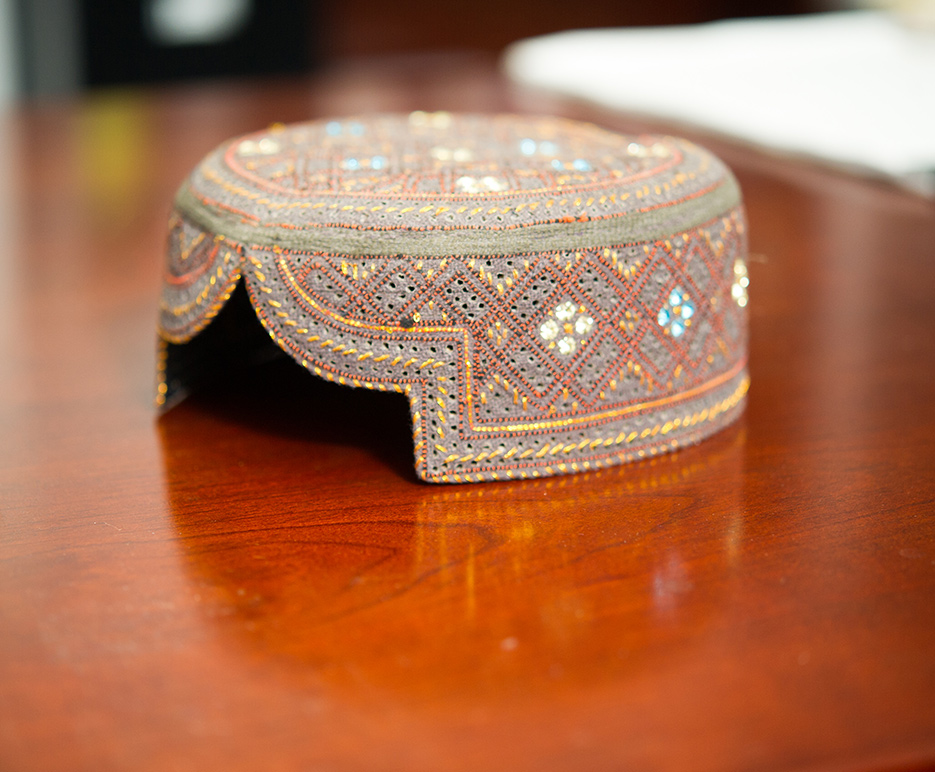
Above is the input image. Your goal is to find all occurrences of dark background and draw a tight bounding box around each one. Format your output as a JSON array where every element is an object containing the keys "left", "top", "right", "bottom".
[{"left": 15, "top": 0, "right": 816, "bottom": 95}]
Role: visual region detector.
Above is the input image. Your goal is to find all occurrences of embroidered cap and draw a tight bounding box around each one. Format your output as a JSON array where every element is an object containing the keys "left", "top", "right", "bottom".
[{"left": 158, "top": 113, "right": 749, "bottom": 483}]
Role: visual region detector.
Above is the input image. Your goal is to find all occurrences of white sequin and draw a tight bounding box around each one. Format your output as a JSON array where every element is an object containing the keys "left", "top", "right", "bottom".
[
  {"left": 539, "top": 319, "right": 559, "bottom": 340},
  {"left": 732, "top": 259, "right": 749, "bottom": 307},
  {"left": 554, "top": 300, "right": 577, "bottom": 321},
  {"left": 257, "top": 137, "right": 279, "bottom": 154}
]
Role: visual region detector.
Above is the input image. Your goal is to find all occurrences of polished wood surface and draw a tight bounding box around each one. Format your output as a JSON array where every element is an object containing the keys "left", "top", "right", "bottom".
[{"left": 2, "top": 57, "right": 934, "bottom": 772}]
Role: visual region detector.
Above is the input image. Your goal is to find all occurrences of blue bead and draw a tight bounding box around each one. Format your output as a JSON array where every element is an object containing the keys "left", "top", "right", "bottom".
[
  {"left": 681, "top": 302, "right": 694, "bottom": 319},
  {"left": 344, "top": 158, "right": 359, "bottom": 170},
  {"left": 573, "top": 158, "right": 592, "bottom": 172},
  {"left": 325, "top": 121, "right": 342, "bottom": 136},
  {"left": 669, "top": 289, "right": 682, "bottom": 307},
  {"left": 551, "top": 159, "right": 564, "bottom": 170},
  {"left": 348, "top": 122, "right": 365, "bottom": 136},
  {"left": 657, "top": 308, "right": 671, "bottom": 326},
  {"left": 671, "top": 319, "right": 685, "bottom": 337},
  {"left": 520, "top": 138, "right": 536, "bottom": 155},
  {"left": 371, "top": 155, "right": 386, "bottom": 170}
]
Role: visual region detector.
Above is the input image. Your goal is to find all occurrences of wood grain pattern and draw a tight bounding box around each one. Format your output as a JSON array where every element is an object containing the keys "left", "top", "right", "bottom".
[{"left": 1, "top": 57, "right": 934, "bottom": 772}]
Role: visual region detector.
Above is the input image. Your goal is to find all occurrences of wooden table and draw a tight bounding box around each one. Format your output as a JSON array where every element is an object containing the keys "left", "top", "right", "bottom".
[{"left": 2, "top": 55, "right": 934, "bottom": 772}]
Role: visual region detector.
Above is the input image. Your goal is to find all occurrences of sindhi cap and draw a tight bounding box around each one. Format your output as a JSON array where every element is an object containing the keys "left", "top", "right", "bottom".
[{"left": 159, "top": 113, "right": 749, "bottom": 483}]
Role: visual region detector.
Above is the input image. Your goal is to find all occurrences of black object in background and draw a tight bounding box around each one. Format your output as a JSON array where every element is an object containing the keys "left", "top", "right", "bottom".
[{"left": 81, "top": 0, "right": 315, "bottom": 87}]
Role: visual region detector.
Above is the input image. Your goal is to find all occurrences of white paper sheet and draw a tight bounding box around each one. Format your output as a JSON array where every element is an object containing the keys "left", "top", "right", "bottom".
[{"left": 503, "top": 12, "right": 935, "bottom": 195}]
